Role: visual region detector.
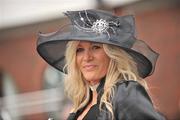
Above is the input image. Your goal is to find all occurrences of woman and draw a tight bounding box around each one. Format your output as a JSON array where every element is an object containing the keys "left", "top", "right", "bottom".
[{"left": 37, "top": 10, "right": 165, "bottom": 120}]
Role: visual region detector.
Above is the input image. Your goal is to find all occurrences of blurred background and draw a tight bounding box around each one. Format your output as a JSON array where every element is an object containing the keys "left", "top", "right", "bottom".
[{"left": 0, "top": 0, "right": 180, "bottom": 119}]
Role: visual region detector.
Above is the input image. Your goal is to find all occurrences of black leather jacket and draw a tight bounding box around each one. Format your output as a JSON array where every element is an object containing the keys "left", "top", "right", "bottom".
[{"left": 67, "top": 79, "right": 166, "bottom": 120}]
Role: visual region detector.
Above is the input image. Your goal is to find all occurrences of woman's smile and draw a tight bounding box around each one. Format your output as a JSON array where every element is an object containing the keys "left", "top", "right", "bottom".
[
  {"left": 83, "top": 64, "right": 97, "bottom": 71},
  {"left": 76, "top": 41, "right": 110, "bottom": 84}
]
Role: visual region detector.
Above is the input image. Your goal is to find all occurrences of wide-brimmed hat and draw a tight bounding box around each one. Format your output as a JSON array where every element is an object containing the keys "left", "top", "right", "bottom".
[{"left": 37, "top": 9, "right": 159, "bottom": 78}]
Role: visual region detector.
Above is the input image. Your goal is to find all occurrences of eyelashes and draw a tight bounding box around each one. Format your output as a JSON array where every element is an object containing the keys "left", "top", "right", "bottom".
[
  {"left": 76, "top": 48, "right": 84, "bottom": 53},
  {"left": 92, "top": 45, "right": 101, "bottom": 50}
]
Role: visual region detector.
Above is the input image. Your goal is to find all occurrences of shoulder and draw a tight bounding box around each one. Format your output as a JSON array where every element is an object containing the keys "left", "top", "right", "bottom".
[
  {"left": 115, "top": 80, "right": 147, "bottom": 93},
  {"left": 116, "top": 80, "right": 145, "bottom": 89},
  {"left": 115, "top": 80, "right": 148, "bottom": 94},
  {"left": 113, "top": 80, "right": 152, "bottom": 104},
  {"left": 112, "top": 80, "right": 166, "bottom": 120}
]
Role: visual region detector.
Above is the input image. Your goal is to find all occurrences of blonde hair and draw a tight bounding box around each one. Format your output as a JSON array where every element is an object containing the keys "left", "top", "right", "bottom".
[{"left": 64, "top": 41, "right": 147, "bottom": 119}]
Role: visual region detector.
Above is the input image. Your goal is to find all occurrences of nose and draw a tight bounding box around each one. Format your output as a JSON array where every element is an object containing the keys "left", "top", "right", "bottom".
[{"left": 83, "top": 49, "right": 93, "bottom": 61}]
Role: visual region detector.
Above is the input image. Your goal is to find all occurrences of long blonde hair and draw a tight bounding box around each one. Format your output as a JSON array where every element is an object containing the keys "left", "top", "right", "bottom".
[{"left": 64, "top": 41, "right": 147, "bottom": 119}]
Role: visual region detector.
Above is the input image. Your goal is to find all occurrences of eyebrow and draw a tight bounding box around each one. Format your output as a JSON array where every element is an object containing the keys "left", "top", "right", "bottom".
[
  {"left": 77, "top": 42, "right": 102, "bottom": 47},
  {"left": 92, "top": 43, "right": 102, "bottom": 45}
]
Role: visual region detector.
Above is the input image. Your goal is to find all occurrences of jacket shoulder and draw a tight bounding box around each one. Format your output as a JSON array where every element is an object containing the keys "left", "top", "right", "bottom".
[
  {"left": 113, "top": 80, "right": 166, "bottom": 120},
  {"left": 113, "top": 80, "right": 152, "bottom": 103}
]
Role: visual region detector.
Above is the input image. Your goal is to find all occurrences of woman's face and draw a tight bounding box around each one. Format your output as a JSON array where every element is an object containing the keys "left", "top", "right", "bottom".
[{"left": 76, "top": 41, "right": 110, "bottom": 85}]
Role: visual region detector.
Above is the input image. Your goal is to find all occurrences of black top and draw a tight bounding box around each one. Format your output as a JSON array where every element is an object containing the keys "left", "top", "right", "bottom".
[
  {"left": 67, "top": 78, "right": 105, "bottom": 120},
  {"left": 67, "top": 79, "right": 166, "bottom": 120},
  {"left": 83, "top": 104, "right": 99, "bottom": 120}
]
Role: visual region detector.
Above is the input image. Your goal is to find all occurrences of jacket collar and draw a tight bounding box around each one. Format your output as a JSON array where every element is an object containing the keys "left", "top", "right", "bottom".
[{"left": 96, "top": 77, "right": 105, "bottom": 93}]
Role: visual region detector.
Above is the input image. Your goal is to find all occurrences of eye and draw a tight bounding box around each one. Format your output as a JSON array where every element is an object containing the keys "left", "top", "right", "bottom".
[
  {"left": 92, "top": 44, "right": 102, "bottom": 50},
  {"left": 76, "top": 47, "right": 84, "bottom": 53}
]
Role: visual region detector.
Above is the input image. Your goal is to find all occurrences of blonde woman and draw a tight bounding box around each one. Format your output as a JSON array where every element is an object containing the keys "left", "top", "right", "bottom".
[{"left": 37, "top": 10, "right": 166, "bottom": 120}]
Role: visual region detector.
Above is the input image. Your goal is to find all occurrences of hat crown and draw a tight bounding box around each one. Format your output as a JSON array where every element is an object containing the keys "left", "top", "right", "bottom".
[{"left": 65, "top": 10, "right": 135, "bottom": 42}]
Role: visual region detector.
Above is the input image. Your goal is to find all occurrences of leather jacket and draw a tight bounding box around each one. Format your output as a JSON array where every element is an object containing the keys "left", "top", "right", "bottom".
[{"left": 67, "top": 79, "right": 166, "bottom": 120}]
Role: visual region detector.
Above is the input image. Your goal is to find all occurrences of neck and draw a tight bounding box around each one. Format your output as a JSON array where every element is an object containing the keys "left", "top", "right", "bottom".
[
  {"left": 89, "top": 82, "right": 100, "bottom": 91},
  {"left": 89, "top": 79, "right": 100, "bottom": 86},
  {"left": 88, "top": 76, "right": 106, "bottom": 92}
]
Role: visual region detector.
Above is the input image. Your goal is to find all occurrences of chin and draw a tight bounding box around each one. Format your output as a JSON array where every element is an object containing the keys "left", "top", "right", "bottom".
[
  {"left": 82, "top": 70, "right": 105, "bottom": 82},
  {"left": 84, "top": 76, "right": 96, "bottom": 81},
  {"left": 83, "top": 73, "right": 103, "bottom": 83},
  {"left": 83, "top": 74, "right": 97, "bottom": 81}
]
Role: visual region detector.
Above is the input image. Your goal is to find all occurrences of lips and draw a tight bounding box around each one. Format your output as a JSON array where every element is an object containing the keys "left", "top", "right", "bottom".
[{"left": 83, "top": 64, "right": 97, "bottom": 71}]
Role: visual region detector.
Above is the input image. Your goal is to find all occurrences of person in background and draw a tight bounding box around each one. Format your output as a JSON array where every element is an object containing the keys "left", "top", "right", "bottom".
[{"left": 37, "top": 9, "right": 166, "bottom": 120}]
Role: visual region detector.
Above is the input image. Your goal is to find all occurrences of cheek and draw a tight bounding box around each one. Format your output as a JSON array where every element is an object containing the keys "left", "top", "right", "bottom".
[{"left": 98, "top": 54, "right": 110, "bottom": 74}]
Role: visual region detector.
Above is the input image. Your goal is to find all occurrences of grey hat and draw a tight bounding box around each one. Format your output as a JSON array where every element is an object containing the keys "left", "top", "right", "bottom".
[{"left": 37, "top": 9, "right": 159, "bottom": 78}]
